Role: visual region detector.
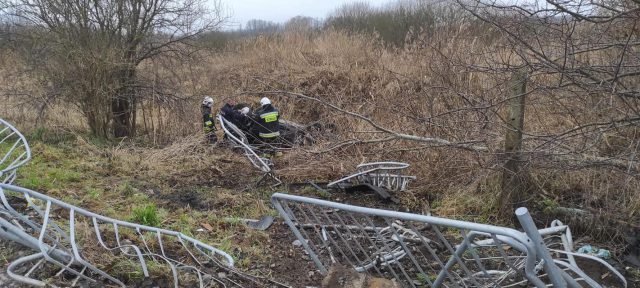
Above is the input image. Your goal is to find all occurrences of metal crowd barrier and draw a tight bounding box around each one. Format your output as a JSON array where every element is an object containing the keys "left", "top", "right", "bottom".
[
  {"left": 0, "top": 118, "right": 282, "bottom": 287},
  {"left": 217, "top": 114, "right": 281, "bottom": 186},
  {"left": 328, "top": 162, "right": 416, "bottom": 192},
  {"left": 0, "top": 185, "right": 264, "bottom": 287},
  {"left": 0, "top": 119, "right": 31, "bottom": 184},
  {"left": 272, "top": 193, "right": 626, "bottom": 288}
]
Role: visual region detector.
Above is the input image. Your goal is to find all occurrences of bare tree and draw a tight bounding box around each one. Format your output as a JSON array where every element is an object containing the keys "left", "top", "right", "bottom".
[
  {"left": 245, "top": 19, "right": 280, "bottom": 35},
  {"left": 1, "top": 0, "right": 224, "bottom": 137},
  {"left": 447, "top": 0, "right": 640, "bottom": 213},
  {"left": 284, "top": 16, "right": 321, "bottom": 32}
]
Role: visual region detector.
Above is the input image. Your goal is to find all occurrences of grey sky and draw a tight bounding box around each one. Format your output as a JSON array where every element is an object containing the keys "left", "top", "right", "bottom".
[{"left": 220, "top": 0, "right": 396, "bottom": 29}]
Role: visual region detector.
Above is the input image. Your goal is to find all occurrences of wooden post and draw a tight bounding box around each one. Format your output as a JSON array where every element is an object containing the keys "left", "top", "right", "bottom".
[{"left": 500, "top": 68, "right": 527, "bottom": 218}]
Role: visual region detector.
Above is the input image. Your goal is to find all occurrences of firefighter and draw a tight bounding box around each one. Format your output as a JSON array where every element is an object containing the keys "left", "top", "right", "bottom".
[
  {"left": 201, "top": 96, "right": 217, "bottom": 144},
  {"left": 220, "top": 99, "right": 250, "bottom": 141},
  {"left": 252, "top": 97, "right": 280, "bottom": 143},
  {"left": 220, "top": 99, "right": 243, "bottom": 127}
]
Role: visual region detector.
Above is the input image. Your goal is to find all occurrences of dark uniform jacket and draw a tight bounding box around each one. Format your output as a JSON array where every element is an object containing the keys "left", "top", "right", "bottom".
[
  {"left": 202, "top": 105, "right": 217, "bottom": 144},
  {"left": 253, "top": 104, "right": 280, "bottom": 138},
  {"left": 221, "top": 103, "right": 251, "bottom": 131},
  {"left": 202, "top": 106, "right": 215, "bottom": 133}
]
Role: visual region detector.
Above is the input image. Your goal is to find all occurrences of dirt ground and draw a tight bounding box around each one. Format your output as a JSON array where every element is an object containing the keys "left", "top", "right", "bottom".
[
  {"left": 265, "top": 223, "right": 324, "bottom": 287},
  {"left": 1, "top": 190, "right": 638, "bottom": 288},
  {"left": 0, "top": 240, "right": 28, "bottom": 288}
]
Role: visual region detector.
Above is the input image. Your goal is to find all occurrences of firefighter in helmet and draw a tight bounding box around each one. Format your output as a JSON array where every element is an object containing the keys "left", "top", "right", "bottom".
[{"left": 201, "top": 96, "right": 217, "bottom": 144}]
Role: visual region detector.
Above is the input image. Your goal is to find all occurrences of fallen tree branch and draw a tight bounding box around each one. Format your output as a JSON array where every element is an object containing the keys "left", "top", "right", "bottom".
[
  {"left": 313, "top": 136, "right": 398, "bottom": 154},
  {"left": 236, "top": 90, "right": 489, "bottom": 152},
  {"left": 237, "top": 88, "right": 639, "bottom": 172}
]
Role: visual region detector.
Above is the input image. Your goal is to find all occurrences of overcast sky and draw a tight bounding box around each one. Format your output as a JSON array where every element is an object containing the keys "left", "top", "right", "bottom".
[{"left": 220, "top": 0, "right": 396, "bottom": 29}]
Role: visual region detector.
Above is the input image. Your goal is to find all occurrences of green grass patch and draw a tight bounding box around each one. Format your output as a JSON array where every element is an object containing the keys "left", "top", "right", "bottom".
[
  {"left": 29, "top": 127, "right": 76, "bottom": 144},
  {"left": 130, "top": 204, "right": 161, "bottom": 227}
]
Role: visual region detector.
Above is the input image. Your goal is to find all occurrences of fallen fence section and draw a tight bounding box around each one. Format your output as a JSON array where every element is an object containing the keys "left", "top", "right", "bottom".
[
  {"left": 272, "top": 193, "right": 627, "bottom": 288},
  {"left": 217, "top": 114, "right": 281, "bottom": 186},
  {"left": 0, "top": 119, "right": 31, "bottom": 184},
  {"left": 0, "top": 184, "right": 272, "bottom": 287},
  {"left": 328, "top": 162, "right": 416, "bottom": 192}
]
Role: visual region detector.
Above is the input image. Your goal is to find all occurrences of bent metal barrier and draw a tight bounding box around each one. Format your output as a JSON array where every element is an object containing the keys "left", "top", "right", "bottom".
[
  {"left": 0, "top": 119, "right": 31, "bottom": 184},
  {"left": 0, "top": 185, "right": 252, "bottom": 287},
  {"left": 0, "top": 119, "right": 282, "bottom": 287},
  {"left": 272, "top": 193, "right": 627, "bottom": 288},
  {"left": 328, "top": 162, "right": 416, "bottom": 192},
  {"left": 217, "top": 114, "right": 281, "bottom": 186}
]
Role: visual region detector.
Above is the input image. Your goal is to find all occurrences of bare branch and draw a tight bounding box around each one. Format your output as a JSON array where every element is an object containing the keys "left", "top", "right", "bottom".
[{"left": 236, "top": 90, "right": 490, "bottom": 152}]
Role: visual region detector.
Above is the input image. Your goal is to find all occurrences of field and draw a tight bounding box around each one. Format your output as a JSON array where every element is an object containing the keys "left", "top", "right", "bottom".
[{"left": 1, "top": 1, "right": 640, "bottom": 285}]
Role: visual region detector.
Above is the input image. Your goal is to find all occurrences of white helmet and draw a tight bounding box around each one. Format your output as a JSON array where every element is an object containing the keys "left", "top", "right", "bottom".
[
  {"left": 240, "top": 107, "right": 250, "bottom": 115},
  {"left": 260, "top": 97, "right": 271, "bottom": 106},
  {"left": 202, "top": 96, "right": 214, "bottom": 107}
]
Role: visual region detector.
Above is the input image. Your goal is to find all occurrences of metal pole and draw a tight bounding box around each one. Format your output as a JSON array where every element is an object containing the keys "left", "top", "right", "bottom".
[
  {"left": 271, "top": 199, "right": 328, "bottom": 274},
  {"left": 515, "top": 207, "right": 567, "bottom": 288}
]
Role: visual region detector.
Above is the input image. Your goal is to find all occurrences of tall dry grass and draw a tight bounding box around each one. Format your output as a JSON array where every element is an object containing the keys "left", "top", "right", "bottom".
[
  {"left": 2, "top": 24, "right": 639, "bottom": 246},
  {"left": 164, "top": 28, "right": 640, "bottom": 244}
]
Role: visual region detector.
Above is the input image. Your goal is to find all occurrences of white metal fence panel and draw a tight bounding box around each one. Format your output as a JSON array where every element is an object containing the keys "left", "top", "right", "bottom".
[
  {"left": 0, "top": 119, "right": 31, "bottom": 184},
  {"left": 272, "top": 193, "right": 626, "bottom": 288}
]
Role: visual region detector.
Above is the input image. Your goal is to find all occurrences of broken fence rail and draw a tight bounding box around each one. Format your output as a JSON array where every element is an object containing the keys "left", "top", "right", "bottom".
[
  {"left": 217, "top": 114, "right": 272, "bottom": 173},
  {"left": 271, "top": 193, "right": 626, "bottom": 288},
  {"left": 328, "top": 162, "right": 416, "bottom": 192},
  {"left": 0, "top": 119, "right": 31, "bottom": 184},
  {"left": 217, "top": 114, "right": 282, "bottom": 186},
  {"left": 0, "top": 184, "right": 248, "bottom": 287}
]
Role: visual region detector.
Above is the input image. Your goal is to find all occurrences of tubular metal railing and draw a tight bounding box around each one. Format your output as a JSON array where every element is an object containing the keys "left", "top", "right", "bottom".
[
  {"left": 0, "top": 118, "right": 283, "bottom": 287},
  {"left": 0, "top": 184, "right": 266, "bottom": 287},
  {"left": 328, "top": 162, "right": 416, "bottom": 191},
  {"left": 217, "top": 114, "right": 281, "bottom": 186},
  {"left": 272, "top": 193, "right": 627, "bottom": 288},
  {"left": 0, "top": 119, "right": 31, "bottom": 184},
  {"left": 217, "top": 114, "right": 272, "bottom": 173}
]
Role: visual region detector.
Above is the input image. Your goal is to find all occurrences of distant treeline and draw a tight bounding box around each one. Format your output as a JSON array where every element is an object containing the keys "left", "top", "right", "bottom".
[
  {"left": 327, "top": 0, "right": 439, "bottom": 46},
  {"left": 199, "top": 0, "right": 477, "bottom": 49}
]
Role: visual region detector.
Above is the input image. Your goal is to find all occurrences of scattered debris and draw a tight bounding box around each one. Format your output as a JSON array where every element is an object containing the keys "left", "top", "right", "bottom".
[
  {"left": 578, "top": 245, "right": 612, "bottom": 259},
  {"left": 223, "top": 215, "right": 275, "bottom": 231},
  {"left": 201, "top": 222, "right": 214, "bottom": 231},
  {"left": 244, "top": 215, "right": 275, "bottom": 231},
  {"left": 327, "top": 162, "right": 416, "bottom": 192}
]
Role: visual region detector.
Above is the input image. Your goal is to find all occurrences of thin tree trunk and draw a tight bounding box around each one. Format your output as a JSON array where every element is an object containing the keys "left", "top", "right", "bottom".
[{"left": 112, "top": 66, "right": 136, "bottom": 138}]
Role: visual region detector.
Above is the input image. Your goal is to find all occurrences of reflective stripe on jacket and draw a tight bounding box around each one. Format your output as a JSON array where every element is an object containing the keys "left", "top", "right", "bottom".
[
  {"left": 259, "top": 131, "right": 280, "bottom": 138},
  {"left": 253, "top": 104, "right": 280, "bottom": 138},
  {"left": 202, "top": 107, "right": 215, "bottom": 133}
]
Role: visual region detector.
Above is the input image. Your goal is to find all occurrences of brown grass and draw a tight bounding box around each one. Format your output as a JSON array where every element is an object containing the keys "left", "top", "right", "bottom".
[{"left": 2, "top": 25, "right": 639, "bottom": 251}]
